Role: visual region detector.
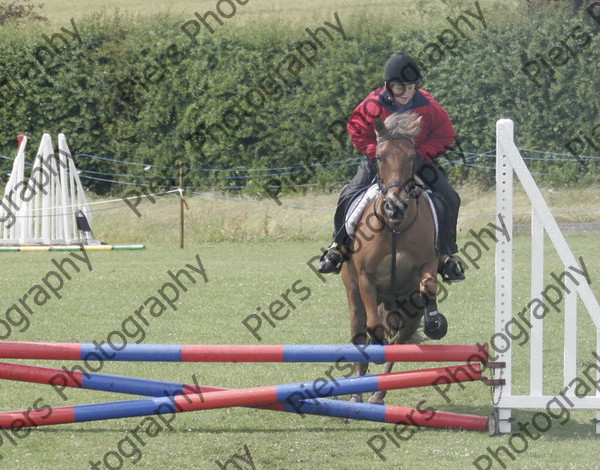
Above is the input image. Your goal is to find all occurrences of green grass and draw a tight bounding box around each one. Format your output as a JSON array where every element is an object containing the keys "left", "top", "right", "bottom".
[{"left": 0, "top": 188, "right": 599, "bottom": 469}]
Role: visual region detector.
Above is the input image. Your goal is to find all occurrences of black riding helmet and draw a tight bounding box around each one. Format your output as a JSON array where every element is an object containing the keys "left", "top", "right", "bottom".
[{"left": 383, "top": 52, "right": 422, "bottom": 88}]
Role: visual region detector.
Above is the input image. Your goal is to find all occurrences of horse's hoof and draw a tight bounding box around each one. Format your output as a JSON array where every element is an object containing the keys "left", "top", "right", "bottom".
[
  {"left": 367, "top": 395, "right": 385, "bottom": 405},
  {"left": 367, "top": 391, "right": 386, "bottom": 405},
  {"left": 349, "top": 394, "right": 363, "bottom": 403},
  {"left": 367, "top": 328, "right": 388, "bottom": 346},
  {"left": 424, "top": 313, "right": 448, "bottom": 340}
]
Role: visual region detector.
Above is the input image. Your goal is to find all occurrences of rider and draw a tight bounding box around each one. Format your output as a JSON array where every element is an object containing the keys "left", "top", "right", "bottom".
[{"left": 318, "top": 52, "right": 465, "bottom": 282}]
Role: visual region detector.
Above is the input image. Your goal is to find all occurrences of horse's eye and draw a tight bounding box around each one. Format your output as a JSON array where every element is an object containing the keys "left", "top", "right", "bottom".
[{"left": 376, "top": 155, "right": 382, "bottom": 162}]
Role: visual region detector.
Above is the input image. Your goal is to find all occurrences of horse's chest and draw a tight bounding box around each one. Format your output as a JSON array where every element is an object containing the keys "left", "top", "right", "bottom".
[{"left": 371, "top": 253, "right": 420, "bottom": 290}]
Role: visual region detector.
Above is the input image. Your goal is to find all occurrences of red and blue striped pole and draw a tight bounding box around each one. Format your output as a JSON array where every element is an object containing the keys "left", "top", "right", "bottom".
[
  {"left": 287, "top": 399, "right": 488, "bottom": 431},
  {"left": 0, "top": 342, "right": 488, "bottom": 363},
  {"left": 0, "top": 361, "right": 223, "bottom": 397},
  {"left": 0, "top": 363, "right": 483, "bottom": 428},
  {"left": 0, "top": 362, "right": 488, "bottom": 430}
]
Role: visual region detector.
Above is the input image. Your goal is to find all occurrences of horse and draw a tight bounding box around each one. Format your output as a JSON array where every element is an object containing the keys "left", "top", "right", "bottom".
[{"left": 340, "top": 112, "right": 447, "bottom": 404}]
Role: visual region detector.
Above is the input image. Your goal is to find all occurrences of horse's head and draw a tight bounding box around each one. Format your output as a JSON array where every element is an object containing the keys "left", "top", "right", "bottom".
[{"left": 374, "top": 113, "right": 422, "bottom": 224}]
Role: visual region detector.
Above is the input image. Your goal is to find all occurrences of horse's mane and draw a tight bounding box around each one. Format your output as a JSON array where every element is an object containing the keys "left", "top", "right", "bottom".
[{"left": 375, "top": 112, "right": 421, "bottom": 143}]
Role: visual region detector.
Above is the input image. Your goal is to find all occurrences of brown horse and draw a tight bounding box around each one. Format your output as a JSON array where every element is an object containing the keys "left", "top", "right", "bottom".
[{"left": 340, "top": 112, "right": 447, "bottom": 404}]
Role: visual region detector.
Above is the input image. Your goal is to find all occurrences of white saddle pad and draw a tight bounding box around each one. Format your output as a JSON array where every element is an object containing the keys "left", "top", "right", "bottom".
[{"left": 345, "top": 182, "right": 439, "bottom": 239}]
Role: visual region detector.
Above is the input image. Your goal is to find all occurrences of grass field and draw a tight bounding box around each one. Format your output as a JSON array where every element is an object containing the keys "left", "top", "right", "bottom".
[
  {"left": 0, "top": 187, "right": 599, "bottom": 469},
  {"left": 2, "top": 0, "right": 599, "bottom": 468},
  {"left": 89, "top": 184, "right": 600, "bottom": 245},
  {"left": 26, "top": 0, "right": 500, "bottom": 27}
]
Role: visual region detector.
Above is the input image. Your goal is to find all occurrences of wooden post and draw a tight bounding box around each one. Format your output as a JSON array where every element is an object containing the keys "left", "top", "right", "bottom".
[{"left": 179, "top": 162, "right": 184, "bottom": 249}]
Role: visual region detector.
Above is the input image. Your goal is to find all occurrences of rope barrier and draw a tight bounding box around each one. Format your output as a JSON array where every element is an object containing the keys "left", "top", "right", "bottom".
[
  {"left": 2, "top": 147, "right": 598, "bottom": 182},
  {"left": 2, "top": 147, "right": 599, "bottom": 217}
]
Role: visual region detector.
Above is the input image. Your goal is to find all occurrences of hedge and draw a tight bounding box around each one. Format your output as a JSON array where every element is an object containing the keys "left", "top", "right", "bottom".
[{"left": 0, "top": 1, "right": 598, "bottom": 195}]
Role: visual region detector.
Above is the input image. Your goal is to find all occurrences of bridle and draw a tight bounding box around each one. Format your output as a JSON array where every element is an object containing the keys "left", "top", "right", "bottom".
[
  {"left": 374, "top": 135, "right": 421, "bottom": 236},
  {"left": 374, "top": 133, "right": 423, "bottom": 297}
]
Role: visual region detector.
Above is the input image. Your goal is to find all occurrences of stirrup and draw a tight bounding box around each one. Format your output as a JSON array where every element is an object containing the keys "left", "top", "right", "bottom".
[
  {"left": 318, "top": 243, "right": 348, "bottom": 274},
  {"left": 439, "top": 254, "right": 465, "bottom": 283}
]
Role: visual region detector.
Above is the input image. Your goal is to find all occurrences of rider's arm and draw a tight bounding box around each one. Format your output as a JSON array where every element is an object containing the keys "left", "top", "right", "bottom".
[
  {"left": 346, "top": 90, "right": 386, "bottom": 160},
  {"left": 414, "top": 93, "right": 457, "bottom": 162}
]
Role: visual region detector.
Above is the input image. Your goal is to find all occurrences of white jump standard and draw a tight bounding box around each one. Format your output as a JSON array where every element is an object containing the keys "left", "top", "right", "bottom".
[{"left": 491, "top": 119, "right": 600, "bottom": 434}]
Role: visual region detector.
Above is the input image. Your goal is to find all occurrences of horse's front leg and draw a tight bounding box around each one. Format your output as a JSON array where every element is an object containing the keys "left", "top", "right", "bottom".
[
  {"left": 357, "top": 270, "right": 386, "bottom": 344},
  {"left": 367, "top": 360, "right": 395, "bottom": 404},
  {"left": 367, "top": 302, "right": 424, "bottom": 405},
  {"left": 420, "top": 271, "right": 448, "bottom": 340},
  {"left": 342, "top": 265, "right": 369, "bottom": 403}
]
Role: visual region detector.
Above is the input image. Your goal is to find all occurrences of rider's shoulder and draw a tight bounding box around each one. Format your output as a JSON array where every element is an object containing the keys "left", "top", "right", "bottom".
[{"left": 362, "top": 87, "right": 387, "bottom": 102}]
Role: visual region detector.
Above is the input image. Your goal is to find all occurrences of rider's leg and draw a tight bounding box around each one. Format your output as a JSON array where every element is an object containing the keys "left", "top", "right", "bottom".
[
  {"left": 319, "top": 158, "right": 377, "bottom": 274},
  {"left": 415, "top": 159, "right": 465, "bottom": 282}
]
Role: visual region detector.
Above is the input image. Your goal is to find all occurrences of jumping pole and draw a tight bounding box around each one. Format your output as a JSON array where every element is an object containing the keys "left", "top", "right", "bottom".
[
  {"left": 0, "top": 361, "right": 488, "bottom": 431},
  {"left": 0, "top": 363, "right": 484, "bottom": 428},
  {"left": 0, "top": 342, "right": 488, "bottom": 363}
]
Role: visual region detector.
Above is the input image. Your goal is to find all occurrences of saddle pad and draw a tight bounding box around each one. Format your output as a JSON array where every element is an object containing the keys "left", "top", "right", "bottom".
[
  {"left": 345, "top": 183, "right": 439, "bottom": 240},
  {"left": 345, "top": 184, "right": 379, "bottom": 237},
  {"left": 415, "top": 176, "right": 439, "bottom": 241}
]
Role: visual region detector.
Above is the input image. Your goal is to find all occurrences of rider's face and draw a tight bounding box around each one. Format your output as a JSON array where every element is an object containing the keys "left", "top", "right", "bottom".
[{"left": 389, "top": 83, "right": 416, "bottom": 106}]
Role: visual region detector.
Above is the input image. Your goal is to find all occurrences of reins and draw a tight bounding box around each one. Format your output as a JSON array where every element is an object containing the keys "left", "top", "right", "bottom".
[
  {"left": 375, "top": 189, "right": 421, "bottom": 295},
  {"left": 374, "top": 133, "right": 422, "bottom": 296}
]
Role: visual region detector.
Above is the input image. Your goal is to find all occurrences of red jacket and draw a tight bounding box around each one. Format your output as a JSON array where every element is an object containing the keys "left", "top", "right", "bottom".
[{"left": 347, "top": 88, "right": 456, "bottom": 162}]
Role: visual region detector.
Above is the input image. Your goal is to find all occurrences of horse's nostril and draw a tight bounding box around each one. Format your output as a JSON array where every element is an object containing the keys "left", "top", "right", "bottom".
[
  {"left": 385, "top": 198, "right": 407, "bottom": 221},
  {"left": 385, "top": 202, "right": 396, "bottom": 216}
]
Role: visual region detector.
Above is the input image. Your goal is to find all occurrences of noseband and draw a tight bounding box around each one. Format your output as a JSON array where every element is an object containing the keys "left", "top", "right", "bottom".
[
  {"left": 379, "top": 178, "right": 414, "bottom": 195},
  {"left": 375, "top": 134, "right": 421, "bottom": 235}
]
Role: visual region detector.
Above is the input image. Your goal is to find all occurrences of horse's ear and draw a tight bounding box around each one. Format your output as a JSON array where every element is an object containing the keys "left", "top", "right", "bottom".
[
  {"left": 408, "top": 115, "right": 423, "bottom": 136},
  {"left": 374, "top": 116, "right": 386, "bottom": 138}
]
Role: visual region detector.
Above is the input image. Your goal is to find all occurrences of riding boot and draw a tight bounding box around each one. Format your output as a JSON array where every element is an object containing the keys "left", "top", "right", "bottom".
[
  {"left": 436, "top": 208, "right": 465, "bottom": 282},
  {"left": 319, "top": 158, "right": 377, "bottom": 274},
  {"left": 438, "top": 254, "right": 465, "bottom": 283},
  {"left": 437, "top": 197, "right": 464, "bottom": 282},
  {"left": 415, "top": 159, "right": 465, "bottom": 283},
  {"left": 318, "top": 239, "right": 349, "bottom": 274},
  {"left": 318, "top": 194, "right": 352, "bottom": 273}
]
